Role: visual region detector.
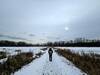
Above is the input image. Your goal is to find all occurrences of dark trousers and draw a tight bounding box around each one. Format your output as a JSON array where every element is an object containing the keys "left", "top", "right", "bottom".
[{"left": 49, "top": 54, "right": 52, "bottom": 62}]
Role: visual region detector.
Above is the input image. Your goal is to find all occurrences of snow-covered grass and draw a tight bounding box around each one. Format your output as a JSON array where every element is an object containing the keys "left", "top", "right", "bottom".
[
  {"left": 0, "top": 47, "right": 45, "bottom": 56},
  {"left": 0, "top": 58, "right": 7, "bottom": 64},
  {"left": 0, "top": 47, "right": 46, "bottom": 63},
  {"left": 56, "top": 48, "right": 100, "bottom": 75},
  {"left": 0, "top": 51, "right": 34, "bottom": 75}
]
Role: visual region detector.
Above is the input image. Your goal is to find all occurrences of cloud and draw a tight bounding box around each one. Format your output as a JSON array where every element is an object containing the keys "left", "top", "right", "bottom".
[
  {"left": 0, "top": 34, "right": 30, "bottom": 41},
  {"left": 46, "top": 36, "right": 60, "bottom": 40},
  {"left": 29, "top": 34, "right": 35, "bottom": 37},
  {"left": 0, "top": 0, "right": 100, "bottom": 42}
]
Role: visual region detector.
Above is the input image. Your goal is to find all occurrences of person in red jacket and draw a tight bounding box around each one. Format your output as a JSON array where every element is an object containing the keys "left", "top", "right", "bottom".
[{"left": 48, "top": 48, "right": 53, "bottom": 62}]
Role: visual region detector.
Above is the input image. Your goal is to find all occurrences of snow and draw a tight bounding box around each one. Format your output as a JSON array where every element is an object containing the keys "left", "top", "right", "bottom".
[
  {"left": 57, "top": 47, "right": 100, "bottom": 54},
  {"left": 1, "top": 47, "right": 98, "bottom": 75},
  {"left": 0, "top": 58, "right": 7, "bottom": 64},
  {"left": 0, "top": 47, "right": 45, "bottom": 64},
  {"left": 14, "top": 49, "right": 86, "bottom": 75},
  {"left": 0, "top": 47, "right": 45, "bottom": 56},
  {"left": 1, "top": 47, "right": 100, "bottom": 55}
]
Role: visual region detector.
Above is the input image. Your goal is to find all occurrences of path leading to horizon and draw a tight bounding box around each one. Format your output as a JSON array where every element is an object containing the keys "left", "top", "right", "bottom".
[{"left": 15, "top": 49, "right": 86, "bottom": 75}]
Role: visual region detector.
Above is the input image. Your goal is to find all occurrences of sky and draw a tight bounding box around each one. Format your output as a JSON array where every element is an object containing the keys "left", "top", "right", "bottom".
[{"left": 0, "top": 0, "right": 100, "bottom": 43}]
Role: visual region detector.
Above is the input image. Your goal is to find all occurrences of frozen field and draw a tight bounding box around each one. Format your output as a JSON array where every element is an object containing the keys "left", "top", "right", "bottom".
[
  {"left": 0, "top": 47, "right": 45, "bottom": 56},
  {"left": 0, "top": 47, "right": 100, "bottom": 56},
  {"left": 57, "top": 47, "right": 100, "bottom": 54}
]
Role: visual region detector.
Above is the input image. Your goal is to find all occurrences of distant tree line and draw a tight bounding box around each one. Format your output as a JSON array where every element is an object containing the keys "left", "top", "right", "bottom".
[
  {"left": 42, "top": 38, "right": 100, "bottom": 47},
  {"left": 0, "top": 38, "right": 100, "bottom": 47},
  {"left": 0, "top": 40, "right": 34, "bottom": 47}
]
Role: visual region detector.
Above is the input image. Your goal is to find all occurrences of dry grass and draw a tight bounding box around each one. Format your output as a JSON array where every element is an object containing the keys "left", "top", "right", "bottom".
[
  {"left": 0, "top": 52, "right": 34, "bottom": 75},
  {"left": 56, "top": 48, "right": 100, "bottom": 75},
  {"left": 0, "top": 51, "right": 6, "bottom": 59}
]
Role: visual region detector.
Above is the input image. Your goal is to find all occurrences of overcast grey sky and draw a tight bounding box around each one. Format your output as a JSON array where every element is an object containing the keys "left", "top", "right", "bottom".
[{"left": 0, "top": 0, "right": 100, "bottom": 43}]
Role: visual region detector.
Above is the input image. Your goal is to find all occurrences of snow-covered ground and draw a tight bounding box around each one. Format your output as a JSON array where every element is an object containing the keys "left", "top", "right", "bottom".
[
  {"left": 57, "top": 47, "right": 100, "bottom": 54},
  {"left": 1, "top": 47, "right": 100, "bottom": 54},
  {"left": 0, "top": 47, "right": 45, "bottom": 63},
  {"left": 0, "top": 47, "right": 45, "bottom": 56},
  {"left": 1, "top": 47, "right": 99, "bottom": 75},
  {"left": 14, "top": 50, "right": 86, "bottom": 75}
]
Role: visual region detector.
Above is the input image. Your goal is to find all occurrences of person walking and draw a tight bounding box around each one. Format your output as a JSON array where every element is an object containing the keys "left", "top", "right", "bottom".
[{"left": 48, "top": 48, "right": 53, "bottom": 62}]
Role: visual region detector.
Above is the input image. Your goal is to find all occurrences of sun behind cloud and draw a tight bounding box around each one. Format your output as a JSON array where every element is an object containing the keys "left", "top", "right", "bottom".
[{"left": 65, "top": 27, "right": 69, "bottom": 31}]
